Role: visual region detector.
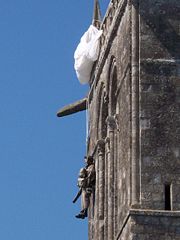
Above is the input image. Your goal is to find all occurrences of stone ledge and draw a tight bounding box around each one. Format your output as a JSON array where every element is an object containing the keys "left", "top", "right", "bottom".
[
  {"left": 130, "top": 209, "right": 180, "bottom": 218},
  {"left": 141, "top": 58, "right": 180, "bottom": 64},
  {"left": 116, "top": 209, "right": 180, "bottom": 239}
]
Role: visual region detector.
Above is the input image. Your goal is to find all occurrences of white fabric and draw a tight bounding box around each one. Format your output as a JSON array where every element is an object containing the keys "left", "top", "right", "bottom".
[{"left": 74, "top": 25, "right": 103, "bottom": 84}]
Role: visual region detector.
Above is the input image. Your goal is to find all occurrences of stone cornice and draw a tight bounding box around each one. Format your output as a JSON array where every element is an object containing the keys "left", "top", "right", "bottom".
[
  {"left": 130, "top": 209, "right": 180, "bottom": 217},
  {"left": 115, "top": 209, "right": 180, "bottom": 239}
]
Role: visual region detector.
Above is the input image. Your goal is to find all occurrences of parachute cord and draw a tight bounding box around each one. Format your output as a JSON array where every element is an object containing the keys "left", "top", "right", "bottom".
[{"left": 86, "top": 96, "right": 89, "bottom": 155}]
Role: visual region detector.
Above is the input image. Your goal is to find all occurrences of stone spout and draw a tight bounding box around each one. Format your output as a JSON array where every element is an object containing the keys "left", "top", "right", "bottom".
[{"left": 56, "top": 97, "right": 87, "bottom": 117}]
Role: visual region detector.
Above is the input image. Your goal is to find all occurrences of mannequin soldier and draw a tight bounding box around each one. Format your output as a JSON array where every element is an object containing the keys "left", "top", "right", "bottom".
[{"left": 73, "top": 156, "right": 95, "bottom": 219}]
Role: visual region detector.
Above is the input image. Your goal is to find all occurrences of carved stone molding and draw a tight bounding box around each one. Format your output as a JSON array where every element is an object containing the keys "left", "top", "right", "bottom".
[
  {"left": 114, "top": 114, "right": 120, "bottom": 131},
  {"left": 106, "top": 116, "right": 117, "bottom": 131},
  {"left": 97, "top": 139, "right": 105, "bottom": 156},
  {"left": 105, "top": 137, "right": 110, "bottom": 153}
]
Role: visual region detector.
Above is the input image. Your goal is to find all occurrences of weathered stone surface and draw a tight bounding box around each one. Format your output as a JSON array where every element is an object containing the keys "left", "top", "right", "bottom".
[
  {"left": 68, "top": 0, "right": 180, "bottom": 239},
  {"left": 117, "top": 210, "right": 180, "bottom": 240}
]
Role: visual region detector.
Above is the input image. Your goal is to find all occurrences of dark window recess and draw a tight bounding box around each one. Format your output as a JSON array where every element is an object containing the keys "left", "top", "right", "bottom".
[{"left": 165, "top": 184, "right": 171, "bottom": 210}]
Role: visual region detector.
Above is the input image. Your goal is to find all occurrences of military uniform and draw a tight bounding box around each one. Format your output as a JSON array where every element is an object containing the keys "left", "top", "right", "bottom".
[{"left": 75, "top": 157, "right": 95, "bottom": 219}]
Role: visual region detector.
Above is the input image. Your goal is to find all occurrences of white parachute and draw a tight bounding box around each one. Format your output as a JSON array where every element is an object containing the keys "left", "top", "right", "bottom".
[{"left": 74, "top": 25, "right": 103, "bottom": 84}]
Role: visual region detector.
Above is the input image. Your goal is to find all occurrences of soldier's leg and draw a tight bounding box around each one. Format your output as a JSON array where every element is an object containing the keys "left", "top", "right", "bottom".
[
  {"left": 76, "top": 189, "right": 87, "bottom": 219},
  {"left": 81, "top": 189, "right": 91, "bottom": 217},
  {"left": 83, "top": 191, "right": 90, "bottom": 210},
  {"left": 81, "top": 189, "right": 87, "bottom": 211}
]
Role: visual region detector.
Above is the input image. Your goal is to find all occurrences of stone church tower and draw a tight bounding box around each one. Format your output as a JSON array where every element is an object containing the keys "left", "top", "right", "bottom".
[{"left": 57, "top": 0, "right": 180, "bottom": 239}]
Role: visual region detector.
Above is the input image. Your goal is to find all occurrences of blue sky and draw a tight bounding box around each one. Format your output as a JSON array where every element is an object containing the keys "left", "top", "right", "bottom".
[{"left": 0, "top": 0, "right": 109, "bottom": 239}]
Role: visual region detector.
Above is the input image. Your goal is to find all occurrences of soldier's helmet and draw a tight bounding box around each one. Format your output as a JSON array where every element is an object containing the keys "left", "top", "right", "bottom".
[{"left": 79, "top": 168, "right": 87, "bottom": 177}]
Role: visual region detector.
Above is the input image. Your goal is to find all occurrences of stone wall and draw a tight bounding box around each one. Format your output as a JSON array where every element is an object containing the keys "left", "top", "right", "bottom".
[
  {"left": 139, "top": 0, "right": 180, "bottom": 210},
  {"left": 88, "top": 1, "right": 132, "bottom": 239},
  {"left": 118, "top": 210, "right": 180, "bottom": 240},
  {"left": 87, "top": 0, "right": 180, "bottom": 239}
]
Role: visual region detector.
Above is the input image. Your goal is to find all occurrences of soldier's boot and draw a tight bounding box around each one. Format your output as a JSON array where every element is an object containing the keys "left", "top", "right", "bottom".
[
  {"left": 83, "top": 208, "right": 88, "bottom": 218},
  {"left": 75, "top": 209, "right": 88, "bottom": 219}
]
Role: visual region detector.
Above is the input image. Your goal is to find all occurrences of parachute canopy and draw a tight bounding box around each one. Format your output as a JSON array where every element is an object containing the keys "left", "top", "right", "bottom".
[{"left": 74, "top": 25, "right": 103, "bottom": 84}]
